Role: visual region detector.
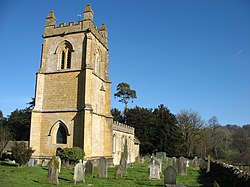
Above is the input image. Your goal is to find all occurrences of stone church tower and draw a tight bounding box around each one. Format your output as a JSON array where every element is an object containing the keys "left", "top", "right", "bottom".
[{"left": 30, "top": 4, "right": 114, "bottom": 161}]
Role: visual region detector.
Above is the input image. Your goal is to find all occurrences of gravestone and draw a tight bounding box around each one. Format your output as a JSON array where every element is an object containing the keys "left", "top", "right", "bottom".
[
  {"left": 186, "top": 160, "right": 190, "bottom": 168},
  {"left": 115, "top": 165, "right": 123, "bottom": 179},
  {"left": 65, "top": 159, "right": 70, "bottom": 167},
  {"left": 57, "top": 156, "right": 61, "bottom": 173},
  {"left": 164, "top": 166, "right": 177, "bottom": 185},
  {"left": 148, "top": 158, "right": 161, "bottom": 180},
  {"left": 192, "top": 156, "right": 199, "bottom": 169},
  {"left": 47, "top": 156, "right": 60, "bottom": 184},
  {"left": 199, "top": 158, "right": 207, "bottom": 170},
  {"left": 42, "top": 159, "right": 47, "bottom": 167},
  {"left": 73, "top": 160, "right": 85, "bottom": 184},
  {"left": 206, "top": 154, "right": 211, "bottom": 173},
  {"left": 85, "top": 160, "right": 94, "bottom": 177},
  {"left": 172, "top": 157, "right": 178, "bottom": 172},
  {"left": 166, "top": 157, "right": 175, "bottom": 169},
  {"left": 141, "top": 157, "right": 145, "bottom": 164},
  {"left": 156, "top": 158, "right": 163, "bottom": 174},
  {"left": 98, "top": 157, "right": 108, "bottom": 178},
  {"left": 178, "top": 157, "right": 187, "bottom": 176},
  {"left": 156, "top": 152, "right": 166, "bottom": 159},
  {"left": 120, "top": 158, "right": 128, "bottom": 175},
  {"left": 28, "top": 159, "right": 34, "bottom": 167}
]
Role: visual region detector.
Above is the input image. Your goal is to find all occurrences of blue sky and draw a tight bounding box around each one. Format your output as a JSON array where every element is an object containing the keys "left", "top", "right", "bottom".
[{"left": 0, "top": 0, "right": 249, "bottom": 125}]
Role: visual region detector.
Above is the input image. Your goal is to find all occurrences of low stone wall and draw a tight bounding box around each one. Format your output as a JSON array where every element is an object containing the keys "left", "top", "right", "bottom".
[{"left": 209, "top": 161, "right": 250, "bottom": 187}]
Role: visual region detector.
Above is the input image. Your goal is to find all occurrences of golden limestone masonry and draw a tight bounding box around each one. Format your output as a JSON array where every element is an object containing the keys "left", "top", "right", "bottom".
[{"left": 29, "top": 4, "right": 139, "bottom": 165}]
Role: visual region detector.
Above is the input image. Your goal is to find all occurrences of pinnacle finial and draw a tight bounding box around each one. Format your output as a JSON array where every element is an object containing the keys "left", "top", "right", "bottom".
[
  {"left": 46, "top": 10, "right": 56, "bottom": 27},
  {"left": 47, "top": 10, "right": 56, "bottom": 19},
  {"left": 84, "top": 4, "right": 93, "bottom": 13},
  {"left": 83, "top": 4, "right": 94, "bottom": 21},
  {"left": 100, "top": 23, "right": 108, "bottom": 31}
]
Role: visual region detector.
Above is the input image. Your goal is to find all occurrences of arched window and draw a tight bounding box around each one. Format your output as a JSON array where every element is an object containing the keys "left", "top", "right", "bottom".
[
  {"left": 61, "top": 51, "right": 65, "bottom": 69},
  {"left": 112, "top": 134, "right": 116, "bottom": 153},
  {"left": 57, "top": 41, "right": 73, "bottom": 70},
  {"left": 56, "top": 124, "right": 67, "bottom": 144},
  {"left": 94, "top": 50, "right": 99, "bottom": 73}
]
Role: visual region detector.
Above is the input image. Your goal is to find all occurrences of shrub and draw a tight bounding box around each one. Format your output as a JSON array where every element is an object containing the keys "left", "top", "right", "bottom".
[
  {"left": 57, "top": 147, "right": 84, "bottom": 164},
  {"left": 11, "top": 141, "right": 34, "bottom": 166}
]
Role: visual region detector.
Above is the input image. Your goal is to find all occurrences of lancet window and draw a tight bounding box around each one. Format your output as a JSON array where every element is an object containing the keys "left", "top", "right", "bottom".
[
  {"left": 58, "top": 41, "right": 73, "bottom": 70},
  {"left": 56, "top": 123, "right": 67, "bottom": 144}
]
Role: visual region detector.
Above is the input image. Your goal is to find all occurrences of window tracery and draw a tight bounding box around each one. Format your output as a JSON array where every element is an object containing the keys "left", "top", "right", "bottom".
[{"left": 57, "top": 41, "right": 73, "bottom": 70}]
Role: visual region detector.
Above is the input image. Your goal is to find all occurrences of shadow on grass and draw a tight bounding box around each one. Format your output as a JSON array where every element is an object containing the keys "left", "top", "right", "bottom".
[
  {"left": 59, "top": 176, "right": 72, "bottom": 182},
  {"left": 0, "top": 161, "right": 18, "bottom": 167},
  {"left": 198, "top": 169, "right": 216, "bottom": 187}
]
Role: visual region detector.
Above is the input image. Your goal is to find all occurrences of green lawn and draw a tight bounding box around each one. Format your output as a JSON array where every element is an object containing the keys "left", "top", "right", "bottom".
[{"left": 0, "top": 161, "right": 215, "bottom": 187}]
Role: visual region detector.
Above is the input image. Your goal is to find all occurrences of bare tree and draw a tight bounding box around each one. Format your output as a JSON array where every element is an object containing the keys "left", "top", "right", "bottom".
[{"left": 176, "top": 110, "right": 204, "bottom": 156}]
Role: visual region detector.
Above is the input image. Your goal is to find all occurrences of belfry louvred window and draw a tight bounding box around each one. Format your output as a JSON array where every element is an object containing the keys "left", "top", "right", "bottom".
[{"left": 58, "top": 41, "right": 73, "bottom": 70}]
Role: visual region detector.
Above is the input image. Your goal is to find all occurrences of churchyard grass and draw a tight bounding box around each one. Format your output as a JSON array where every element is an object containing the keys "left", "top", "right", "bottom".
[{"left": 0, "top": 161, "right": 214, "bottom": 187}]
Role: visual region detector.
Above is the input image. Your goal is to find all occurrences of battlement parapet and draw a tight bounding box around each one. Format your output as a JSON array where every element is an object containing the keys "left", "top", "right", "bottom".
[
  {"left": 112, "top": 120, "right": 134, "bottom": 135},
  {"left": 43, "top": 4, "right": 108, "bottom": 49}
]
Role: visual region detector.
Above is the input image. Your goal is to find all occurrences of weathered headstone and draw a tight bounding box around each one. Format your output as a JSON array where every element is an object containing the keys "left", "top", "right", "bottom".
[
  {"left": 199, "top": 158, "right": 207, "bottom": 170},
  {"left": 57, "top": 156, "right": 61, "bottom": 173},
  {"left": 192, "top": 156, "right": 199, "bottom": 169},
  {"left": 178, "top": 157, "right": 187, "bottom": 176},
  {"left": 120, "top": 158, "right": 128, "bottom": 174},
  {"left": 98, "top": 157, "right": 108, "bottom": 178},
  {"left": 42, "top": 159, "right": 47, "bottom": 167},
  {"left": 206, "top": 154, "right": 211, "bottom": 173},
  {"left": 73, "top": 160, "right": 85, "bottom": 184},
  {"left": 164, "top": 166, "right": 177, "bottom": 185},
  {"left": 28, "top": 159, "right": 34, "bottom": 167},
  {"left": 85, "top": 160, "right": 93, "bottom": 177},
  {"left": 173, "top": 157, "right": 178, "bottom": 172},
  {"left": 65, "top": 159, "right": 70, "bottom": 167},
  {"left": 141, "top": 157, "right": 145, "bottom": 164},
  {"left": 156, "top": 152, "right": 166, "bottom": 159},
  {"left": 156, "top": 158, "right": 163, "bottom": 174},
  {"left": 166, "top": 157, "right": 176, "bottom": 171},
  {"left": 186, "top": 160, "right": 190, "bottom": 168},
  {"left": 115, "top": 165, "right": 123, "bottom": 179},
  {"left": 148, "top": 158, "right": 161, "bottom": 180},
  {"left": 47, "top": 156, "right": 60, "bottom": 184}
]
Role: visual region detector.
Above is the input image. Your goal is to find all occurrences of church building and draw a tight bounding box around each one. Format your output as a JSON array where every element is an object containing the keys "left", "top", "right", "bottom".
[{"left": 29, "top": 4, "right": 139, "bottom": 165}]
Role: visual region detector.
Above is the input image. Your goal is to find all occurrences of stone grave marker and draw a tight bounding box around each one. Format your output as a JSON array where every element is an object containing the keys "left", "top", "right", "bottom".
[
  {"left": 85, "top": 160, "right": 94, "bottom": 177},
  {"left": 178, "top": 157, "right": 187, "bottom": 176},
  {"left": 206, "top": 154, "right": 211, "bottom": 173},
  {"left": 98, "top": 157, "right": 108, "bottom": 178},
  {"left": 73, "top": 160, "right": 85, "bottom": 184},
  {"left": 65, "top": 159, "right": 70, "bottom": 167},
  {"left": 115, "top": 165, "right": 123, "bottom": 179},
  {"left": 166, "top": 157, "right": 171, "bottom": 167},
  {"left": 148, "top": 158, "right": 161, "bottom": 180},
  {"left": 42, "top": 159, "right": 47, "bottom": 167},
  {"left": 120, "top": 158, "right": 127, "bottom": 175},
  {"left": 28, "top": 159, "right": 34, "bottom": 167},
  {"left": 164, "top": 165, "right": 177, "bottom": 185},
  {"left": 156, "top": 152, "right": 166, "bottom": 159},
  {"left": 141, "top": 157, "right": 145, "bottom": 164},
  {"left": 186, "top": 160, "right": 190, "bottom": 168},
  {"left": 199, "top": 158, "right": 207, "bottom": 170},
  {"left": 172, "top": 157, "right": 178, "bottom": 171},
  {"left": 47, "top": 156, "right": 60, "bottom": 184},
  {"left": 156, "top": 158, "right": 163, "bottom": 174},
  {"left": 57, "top": 156, "right": 61, "bottom": 173},
  {"left": 192, "top": 156, "right": 199, "bottom": 169}
]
